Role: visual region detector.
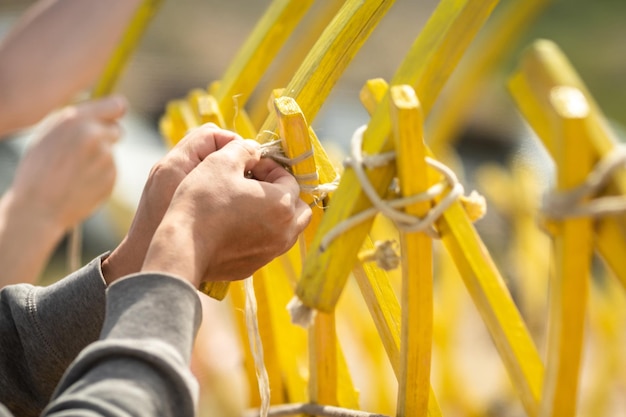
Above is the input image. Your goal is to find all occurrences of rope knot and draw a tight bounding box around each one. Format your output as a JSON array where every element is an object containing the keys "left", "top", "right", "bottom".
[
  {"left": 359, "top": 240, "right": 401, "bottom": 271},
  {"left": 542, "top": 145, "right": 626, "bottom": 220},
  {"left": 320, "top": 125, "right": 470, "bottom": 251}
]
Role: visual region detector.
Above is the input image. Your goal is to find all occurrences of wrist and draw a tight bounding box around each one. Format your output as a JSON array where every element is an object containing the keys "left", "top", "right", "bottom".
[
  {"left": 142, "top": 213, "right": 203, "bottom": 288},
  {"left": 1, "top": 188, "right": 66, "bottom": 245}
]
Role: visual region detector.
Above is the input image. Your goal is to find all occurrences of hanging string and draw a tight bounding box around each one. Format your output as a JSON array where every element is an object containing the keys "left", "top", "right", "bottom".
[
  {"left": 244, "top": 277, "right": 270, "bottom": 417},
  {"left": 542, "top": 145, "right": 626, "bottom": 219}
]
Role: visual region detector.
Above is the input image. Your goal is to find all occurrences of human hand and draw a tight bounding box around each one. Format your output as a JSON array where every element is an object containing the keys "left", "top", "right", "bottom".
[
  {"left": 10, "top": 95, "right": 126, "bottom": 237},
  {"left": 102, "top": 124, "right": 246, "bottom": 283},
  {"left": 141, "top": 136, "right": 312, "bottom": 288}
]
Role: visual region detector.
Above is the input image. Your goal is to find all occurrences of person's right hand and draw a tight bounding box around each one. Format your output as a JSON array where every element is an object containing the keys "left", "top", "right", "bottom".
[
  {"left": 142, "top": 137, "right": 312, "bottom": 288},
  {"left": 10, "top": 95, "right": 125, "bottom": 236}
]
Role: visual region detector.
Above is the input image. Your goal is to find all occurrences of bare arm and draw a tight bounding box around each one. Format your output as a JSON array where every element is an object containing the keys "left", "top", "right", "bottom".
[{"left": 0, "top": 0, "right": 143, "bottom": 135}]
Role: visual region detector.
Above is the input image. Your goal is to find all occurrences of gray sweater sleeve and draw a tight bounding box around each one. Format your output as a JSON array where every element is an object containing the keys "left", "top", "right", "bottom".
[
  {"left": 0, "top": 255, "right": 108, "bottom": 417},
  {"left": 41, "top": 273, "right": 202, "bottom": 417}
]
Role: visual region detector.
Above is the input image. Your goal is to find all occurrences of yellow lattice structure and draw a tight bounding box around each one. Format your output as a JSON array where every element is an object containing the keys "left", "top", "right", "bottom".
[{"left": 99, "top": 0, "right": 626, "bottom": 416}]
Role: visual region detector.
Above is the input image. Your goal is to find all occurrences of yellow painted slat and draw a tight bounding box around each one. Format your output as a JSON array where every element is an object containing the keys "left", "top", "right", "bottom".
[
  {"left": 159, "top": 99, "right": 199, "bottom": 146},
  {"left": 389, "top": 85, "right": 433, "bottom": 417},
  {"left": 258, "top": 258, "right": 309, "bottom": 404},
  {"left": 355, "top": 80, "right": 442, "bottom": 417},
  {"left": 474, "top": 162, "right": 551, "bottom": 340},
  {"left": 228, "top": 259, "right": 307, "bottom": 408},
  {"left": 248, "top": 1, "right": 346, "bottom": 127},
  {"left": 257, "top": 0, "right": 397, "bottom": 143},
  {"left": 187, "top": 88, "right": 226, "bottom": 126},
  {"left": 436, "top": 201, "right": 543, "bottom": 417},
  {"left": 538, "top": 88, "right": 594, "bottom": 417},
  {"left": 92, "top": 0, "right": 163, "bottom": 97},
  {"left": 274, "top": 97, "right": 359, "bottom": 409},
  {"left": 507, "top": 39, "right": 626, "bottom": 289},
  {"left": 352, "top": 255, "right": 442, "bottom": 417},
  {"left": 212, "top": 0, "right": 316, "bottom": 127}
]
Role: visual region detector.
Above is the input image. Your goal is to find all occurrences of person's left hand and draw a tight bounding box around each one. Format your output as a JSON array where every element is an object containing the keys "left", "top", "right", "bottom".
[{"left": 10, "top": 95, "right": 126, "bottom": 235}]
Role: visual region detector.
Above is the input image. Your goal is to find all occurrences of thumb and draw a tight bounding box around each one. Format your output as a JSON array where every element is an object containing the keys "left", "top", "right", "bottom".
[{"left": 172, "top": 123, "right": 242, "bottom": 167}]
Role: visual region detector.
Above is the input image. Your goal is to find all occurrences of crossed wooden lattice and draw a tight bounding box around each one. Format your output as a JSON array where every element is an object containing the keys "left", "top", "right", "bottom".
[{"left": 98, "top": 1, "right": 626, "bottom": 416}]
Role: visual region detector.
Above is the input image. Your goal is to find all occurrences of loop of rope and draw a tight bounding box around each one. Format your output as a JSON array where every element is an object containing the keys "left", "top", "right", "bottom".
[
  {"left": 542, "top": 145, "right": 626, "bottom": 219},
  {"left": 319, "top": 125, "right": 464, "bottom": 252},
  {"left": 258, "top": 139, "right": 339, "bottom": 201},
  {"left": 259, "top": 140, "right": 314, "bottom": 167}
]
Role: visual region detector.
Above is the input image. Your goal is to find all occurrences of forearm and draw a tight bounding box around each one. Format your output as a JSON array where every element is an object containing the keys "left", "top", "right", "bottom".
[
  {"left": 0, "top": 0, "right": 143, "bottom": 134},
  {"left": 0, "top": 190, "right": 66, "bottom": 286},
  {"left": 0, "top": 256, "right": 107, "bottom": 417},
  {"left": 43, "top": 274, "right": 202, "bottom": 417}
]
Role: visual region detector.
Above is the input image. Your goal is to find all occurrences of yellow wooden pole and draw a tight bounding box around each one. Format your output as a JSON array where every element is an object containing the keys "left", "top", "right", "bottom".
[
  {"left": 352, "top": 258, "right": 442, "bottom": 417},
  {"left": 294, "top": 3, "right": 547, "bottom": 413},
  {"left": 389, "top": 85, "right": 433, "bottom": 417},
  {"left": 257, "top": 0, "right": 397, "bottom": 143},
  {"left": 274, "top": 96, "right": 359, "bottom": 409},
  {"left": 248, "top": 1, "right": 346, "bottom": 127},
  {"left": 538, "top": 87, "right": 594, "bottom": 417},
  {"left": 508, "top": 39, "right": 626, "bottom": 288},
  {"left": 92, "top": 0, "right": 164, "bottom": 97},
  {"left": 187, "top": 88, "right": 226, "bottom": 126},
  {"left": 212, "top": 0, "right": 316, "bottom": 128}
]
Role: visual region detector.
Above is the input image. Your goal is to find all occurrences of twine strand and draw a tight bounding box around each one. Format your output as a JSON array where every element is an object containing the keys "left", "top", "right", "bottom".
[
  {"left": 243, "top": 402, "right": 391, "bottom": 417},
  {"left": 320, "top": 125, "right": 465, "bottom": 252},
  {"left": 258, "top": 140, "right": 339, "bottom": 202},
  {"left": 542, "top": 145, "right": 626, "bottom": 219},
  {"left": 244, "top": 277, "right": 270, "bottom": 417}
]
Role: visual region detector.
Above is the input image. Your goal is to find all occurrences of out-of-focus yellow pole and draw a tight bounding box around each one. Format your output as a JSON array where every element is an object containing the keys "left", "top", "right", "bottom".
[
  {"left": 538, "top": 87, "right": 594, "bottom": 417},
  {"left": 508, "top": 39, "right": 626, "bottom": 287},
  {"left": 69, "top": 0, "right": 164, "bottom": 272},
  {"left": 248, "top": 1, "right": 346, "bottom": 127}
]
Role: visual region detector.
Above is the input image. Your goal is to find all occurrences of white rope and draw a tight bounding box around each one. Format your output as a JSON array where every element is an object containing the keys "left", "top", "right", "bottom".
[
  {"left": 244, "top": 277, "right": 270, "bottom": 417},
  {"left": 542, "top": 145, "right": 626, "bottom": 219},
  {"left": 258, "top": 139, "right": 339, "bottom": 203},
  {"left": 320, "top": 125, "right": 464, "bottom": 252}
]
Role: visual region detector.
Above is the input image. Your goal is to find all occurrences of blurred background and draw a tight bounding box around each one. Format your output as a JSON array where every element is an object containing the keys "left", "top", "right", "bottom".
[
  {"left": 1, "top": 0, "right": 625, "bottom": 416},
  {"left": 0, "top": 0, "right": 624, "bottom": 258}
]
